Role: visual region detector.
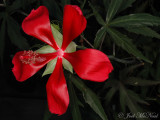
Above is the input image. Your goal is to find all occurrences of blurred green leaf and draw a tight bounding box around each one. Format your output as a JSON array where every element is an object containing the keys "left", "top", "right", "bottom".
[
  {"left": 126, "top": 27, "right": 160, "bottom": 39},
  {"left": 0, "top": 17, "right": 6, "bottom": 64},
  {"left": 118, "top": 0, "right": 136, "bottom": 12},
  {"left": 71, "top": 75, "right": 108, "bottom": 120},
  {"left": 43, "top": 105, "right": 52, "bottom": 120},
  {"left": 106, "top": 0, "right": 123, "bottom": 23},
  {"left": 60, "top": 0, "right": 70, "bottom": 8},
  {"left": 7, "top": 0, "right": 38, "bottom": 13},
  {"left": 119, "top": 83, "right": 127, "bottom": 112},
  {"left": 68, "top": 80, "right": 82, "bottom": 120},
  {"left": 42, "top": 0, "right": 62, "bottom": 20},
  {"left": 83, "top": 89, "right": 108, "bottom": 120},
  {"left": 106, "top": 28, "right": 152, "bottom": 63},
  {"left": 103, "top": 0, "right": 110, "bottom": 12},
  {"left": 127, "top": 89, "right": 149, "bottom": 105},
  {"left": 89, "top": 2, "right": 105, "bottom": 25},
  {"left": 126, "top": 77, "right": 160, "bottom": 86},
  {"left": 119, "top": 84, "right": 145, "bottom": 118},
  {"left": 109, "top": 14, "right": 160, "bottom": 27},
  {"left": 104, "top": 85, "right": 118, "bottom": 105},
  {"left": 119, "top": 63, "right": 144, "bottom": 80},
  {"left": 94, "top": 26, "right": 106, "bottom": 49},
  {"left": 6, "top": 15, "right": 29, "bottom": 49},
  {"left": 155, "top": 54, "right": 160, "bottom": 80}
]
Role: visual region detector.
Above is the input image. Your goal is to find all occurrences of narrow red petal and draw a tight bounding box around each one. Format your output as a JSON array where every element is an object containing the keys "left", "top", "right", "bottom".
[
  {"left": 64, "top": 49, "right": 113, "bottom": 82},
  {"left": 61, "top": 5, "right": 87, "bottom": 50},
  {"left": 12, "top": 51, "right": 57, "bottom": 82},
  {"left": 46, "top": 58, "right": 69, "bottom": 115},
  {"left": 22, "top": 6, "right": 59, "bottom": 50}
]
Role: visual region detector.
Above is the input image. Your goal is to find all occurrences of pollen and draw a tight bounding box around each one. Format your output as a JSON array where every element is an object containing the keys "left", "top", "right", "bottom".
[{"left": 19, "top": 50, "right": 40, "bottom": 64}]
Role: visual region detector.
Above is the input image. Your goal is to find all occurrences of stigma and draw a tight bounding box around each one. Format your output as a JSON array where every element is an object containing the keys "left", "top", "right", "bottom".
[{"left": 56, "top": 49, "right": 64, "bottom": 58}]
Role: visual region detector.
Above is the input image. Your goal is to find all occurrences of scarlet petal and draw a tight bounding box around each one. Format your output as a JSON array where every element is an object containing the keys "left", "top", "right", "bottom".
[
  {"left": 46, "top": 58, "right": 69, "bottom": 115},
  {"left": 64, "top": 49, "right": 113, "bottom": 82},
  {"left": 12, "top": 51, "right": 57, "bottom": 82},
  {"left": 22, "top": 6, "right": 59, "bottom": 50},
  {"left": 61, "top": 5, "right": 87, "bottom": 50}
]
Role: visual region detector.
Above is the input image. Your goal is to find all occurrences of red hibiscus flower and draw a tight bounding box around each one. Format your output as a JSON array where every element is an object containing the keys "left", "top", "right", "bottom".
[{"left": 12, "top": 5, "right": 113, "bottom": 115}]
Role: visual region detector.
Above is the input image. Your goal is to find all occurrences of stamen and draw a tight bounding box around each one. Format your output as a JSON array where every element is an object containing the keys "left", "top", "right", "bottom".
[{"left": 19, "top": 50, "right": 45, "bottom": 64}]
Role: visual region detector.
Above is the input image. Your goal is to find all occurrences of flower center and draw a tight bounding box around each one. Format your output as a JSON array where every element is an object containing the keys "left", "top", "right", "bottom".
[
  {"left": 19, "top": 50, "right": 44, "bottom": 64},
  {"left": 57, "top": 49, "right": 64, "bottom": 58}
]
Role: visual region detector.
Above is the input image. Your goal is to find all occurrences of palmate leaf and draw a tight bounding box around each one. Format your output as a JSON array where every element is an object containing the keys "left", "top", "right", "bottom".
[
  {"left": 68, "top": 80, "right": 82, "bottom": 120},
  {"left": 106, "top": 0, "right": 123, "bottom": 23},
  {"left": 106, "top": 27, "right": 152, "bottom": 63},
  {"left": 125, "top": 77, "right": 160, "bottom": 86},
  {"left": 71, "top": 75, "right": 108, "bottom": 120},
  {"left": 94, "top": 26, "right": 106, "bottom": 49},
  {"left": 109, "top": 13, "right": 160, "bottom": 27},
  {"left": 125, "top": 27, "right": 160, "bottom": 39},
  {"left": 89, "top": 2, "right": 105, "bottom": 26}
]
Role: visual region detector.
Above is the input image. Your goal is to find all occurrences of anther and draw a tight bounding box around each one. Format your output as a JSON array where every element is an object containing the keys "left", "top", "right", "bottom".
[{"left": 19, "top": 50, "right": 41, "bottom": 64}]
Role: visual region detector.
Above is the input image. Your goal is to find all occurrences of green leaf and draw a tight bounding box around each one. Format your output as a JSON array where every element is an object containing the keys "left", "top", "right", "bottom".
[
  {"left": 0, "top": 17, "right": 6, "bottom": 64},
  {"left": 126, "top": 27, "right": 160, "bottom": 39},
  {"left": 89, "top": 2, "right": 105, "bottom": 25},
  {"left": 6, "top": 15, "right": 29, "bottom": 49},
  {"left": 68, "top": 80, "right": 82, "bottom": 120},
  {"left": 42, "top": 58, "right": 57, "bottom": 77},
  {"left": 43, "top": 105, "right": 52, "bottom": 120},
  {"left": 42, "top": 0, "right": 62, "bottom": 20},
  {"left": 125, "top": 77, "right": 160, "bottom": 86},
  {"left": 119, "top": 83, "right": 126, "bottom": 112},
  {"left": 104, "top": 86, "right": 118, "bottom": 105},
  {"left": 51, "top": 24, "right": 63, "bottom": 47},
  {"left": 109, "top": 13, "right": 160, "bottom": 27},
  {"left": 62, "top": 58, "right": 73, "bottom": 73},
  {"left": 119, "top": 84, "right": 144, "bottom": 116},
  {"left": 94, "top": 26, "right": 106, "bottom": 49},
  {"left": 106, "top": 0, "right": 123, "bottom": 23},
  {"left": 60, "top": 0, "right": 71, "bottom": 8},
  {"left": 103, "top": 0, "right": 110, "bottom": 12},
  {"left": 66, "top": 41, "right": 77, "bottom": 53},
  {"left": 106, "top": 28, "right": 152, "bottom": 63},
  {"left": 83, "top": 88, "right": 108, "bottom": 120},
  {"left": 36, "top": 45, "right": 56, "bottom": 53},
  {"left": 118, "top": 0, "right": 136, "bottom": 12},
  {"left": 119, "top": 63, "right": 144, "bottom": 80},
  {"left": 71, "top": 75, "right": 108, "bottom": 120},
  {"left": 127, "top": 89, "right": 149, "bottom": 105},
  {"left": 51, "top": 24, "right": 77, "bottom": 53}
]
